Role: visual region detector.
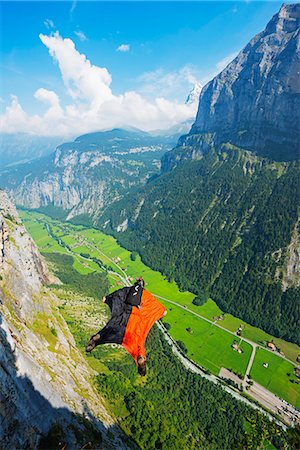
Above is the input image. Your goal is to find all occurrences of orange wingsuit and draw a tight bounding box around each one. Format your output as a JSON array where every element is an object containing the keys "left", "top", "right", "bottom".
[{"left": 122, "top": 289, "right": 166, "bottom": 364}]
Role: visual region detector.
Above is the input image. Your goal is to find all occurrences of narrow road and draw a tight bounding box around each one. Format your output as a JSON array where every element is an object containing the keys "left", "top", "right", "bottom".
[
  {"left": 243, "top": 344, "right": 257, "bottom": 387},
  {"left": 76, "top": 235, "right": 130, "bottom": 283}
]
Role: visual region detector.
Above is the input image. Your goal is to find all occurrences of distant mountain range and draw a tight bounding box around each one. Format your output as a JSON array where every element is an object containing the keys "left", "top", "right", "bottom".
[
  {"left": 0, "top": 133, "right": 66, "bottom": 168},
  {"left": 0, "top": 128, "right": 180, "bottom": 221}
]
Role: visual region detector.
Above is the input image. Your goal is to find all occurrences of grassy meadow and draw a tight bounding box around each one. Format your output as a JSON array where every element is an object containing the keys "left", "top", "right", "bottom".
[{"left": 250, "top": 348, "right": 300, "bottom": 409}]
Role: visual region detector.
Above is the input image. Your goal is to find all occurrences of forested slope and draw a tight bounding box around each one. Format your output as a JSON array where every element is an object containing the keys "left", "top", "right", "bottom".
[{"left": 99, "top": 146, "right": 300, "bottom": 344}]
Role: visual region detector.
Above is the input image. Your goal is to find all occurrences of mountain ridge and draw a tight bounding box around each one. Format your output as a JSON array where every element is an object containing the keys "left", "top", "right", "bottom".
[{"left": 162, "top": 3, "right": 300, "bottom": 173}]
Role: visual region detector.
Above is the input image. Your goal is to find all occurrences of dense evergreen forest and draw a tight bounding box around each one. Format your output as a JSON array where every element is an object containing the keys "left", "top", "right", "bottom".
[{"left": 99, "top": 146, "right": 300, "bottom": 345}]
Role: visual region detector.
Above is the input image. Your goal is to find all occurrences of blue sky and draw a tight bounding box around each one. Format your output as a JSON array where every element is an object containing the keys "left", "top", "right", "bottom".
[{"left": 0, "top": 1, "right": 283, "bottom": 135}]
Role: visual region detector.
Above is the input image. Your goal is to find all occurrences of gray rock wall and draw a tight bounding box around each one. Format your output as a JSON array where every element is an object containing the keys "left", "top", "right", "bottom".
[
  {"left": 0, "top": 190, "right": 128, "bottom": 449},
  {"left": 191, "top": 4, "right": 300, "bottom": 161}
]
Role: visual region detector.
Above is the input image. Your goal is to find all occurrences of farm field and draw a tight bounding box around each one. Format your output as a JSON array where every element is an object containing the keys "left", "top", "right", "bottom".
[
  {"left": 19, "top": 209, "right": 300, "bottom": 409},
  {"left": 195, "top": 300, "right": 300, "bottom": 364},
  {"left": 250, "top": 348, "right": 300, "bottom": 409},
  {"left": 160, "top": 300, "right": 252, "bottom": 376}
]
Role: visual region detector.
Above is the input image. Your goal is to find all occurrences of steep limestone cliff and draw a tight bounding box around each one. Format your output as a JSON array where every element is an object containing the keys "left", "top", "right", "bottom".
[
  {"left": 162, "top": 3, "right": 300, "bottom": 172},
  {"left": 0, "top": 190, "right": 128, "bottom": 449}
]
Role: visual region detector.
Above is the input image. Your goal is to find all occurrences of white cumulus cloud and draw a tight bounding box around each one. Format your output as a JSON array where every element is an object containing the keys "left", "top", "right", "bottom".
[
  {"left": 0, "top": 32, "right": 198, "bottom": 136},
  {"left": 117, "top": 44, "right": 130, "bottom": 52},
  {"left": 39, "top": 32, "right": 112, "bottom": 106},
  {"left": 137, "top": 66, "right": 202, "bottom": 101},
  {"left": 34, "top": 88, "right": 60, "bottom": 106}
]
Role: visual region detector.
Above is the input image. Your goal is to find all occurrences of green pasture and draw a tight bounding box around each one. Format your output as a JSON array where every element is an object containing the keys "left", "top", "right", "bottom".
[
  {"left": 69, "top": 226, "right": 194, "bottom": 303},
  {"left": 20, "top": 211, "right": 103, "bottom": 275},
  {"left": 192, "top": 299, "right": 300, "bottom": 364},
  {"left": 59, "top": 234, "right": 79, "bottom": 246},
  {"left": 21, "top": 214, "right": 65, "bottom": 254},
  {"left": 84, "top": 231, "right": 195, "bottom": 303},
  {"left": 160, "top": 301, "right": 252, "bottom": 376},
  {"left": 242, "top": 328, "right": 300, "bottom": 364},
  {"left": 71, "top": 256, "right": 100, "bottom": 274},
  {"left": 71, "top": 245, "right": 93, "bottom": 255},
  {"left": 250, "top": 348, "right": 300, "bottom": 409},
  {"left": 195, "top": 298, "right": 223, "bottom": 319}
]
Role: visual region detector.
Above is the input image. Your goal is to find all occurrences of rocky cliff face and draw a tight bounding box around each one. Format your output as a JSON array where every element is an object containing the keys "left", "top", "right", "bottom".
[
  {"left": 0, "top": 129, "right": 177, "bottom": 222},
  {"left": 0, "top": 190, "right": 128, "bottom": 449},
  {"left": 162, "top": 3, "right": 300, "bottom": 172}
]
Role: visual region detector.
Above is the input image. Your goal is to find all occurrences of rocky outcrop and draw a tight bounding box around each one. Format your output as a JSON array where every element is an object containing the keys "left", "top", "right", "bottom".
[
  {"left": 162, "top": 3, "right": 300, "bottom": 172},
  {"left": 12, "top": 150, "right": 110, "bottom": 217},
  {"left": 0, "top": 220, "right": 9, "bottom": 263},
  {"left": 0, "top": 190, "right": 128, "bottom": 449},
  {"left": 276, "top": 215, "right": 300, "bottom": 290}
]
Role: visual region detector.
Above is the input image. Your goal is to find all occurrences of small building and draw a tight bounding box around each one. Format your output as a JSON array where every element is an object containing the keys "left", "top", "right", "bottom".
[
  {"left": 232, "top": 344, "right": 242, "bottom": 354},
  {"left": 295, "top": 368, "right": 300, "bottom": 378},
  {"left": 213, "top": 315, "right": 223, "bottom": 321},
  {"left": 267, "top": 342, "right": 276, "bottom": 350},
  {"left": 263, "top": 363, "right": 269, "bottom": 368}
]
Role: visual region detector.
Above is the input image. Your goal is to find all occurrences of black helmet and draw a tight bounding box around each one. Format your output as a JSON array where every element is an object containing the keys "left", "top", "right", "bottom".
[{"left": 135, "top": 277, "right": 145, "bottom": 288}]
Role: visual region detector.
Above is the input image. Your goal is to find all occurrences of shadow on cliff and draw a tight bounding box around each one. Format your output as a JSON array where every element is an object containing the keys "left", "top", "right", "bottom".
[{"left": 0, "top": 313, "right": 133, "bottom": 450}]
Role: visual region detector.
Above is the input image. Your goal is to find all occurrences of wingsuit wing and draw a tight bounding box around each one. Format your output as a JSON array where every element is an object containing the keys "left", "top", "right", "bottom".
[
  {"left": 97, "top": 287, "right": 132, "bottom": 345},
  {"left": 122, "top": 289, "right": 166, "bottom": 363}
]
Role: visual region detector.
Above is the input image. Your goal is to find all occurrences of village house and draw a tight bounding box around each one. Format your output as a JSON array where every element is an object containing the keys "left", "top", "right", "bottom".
[
  {"left": 232, "top": 343, "right": 242, "bottom": 354},
  {"left": 236, "top": 324, "right": 244, "bottom": 336},
  {"left": 213, "top": 315, "right": 223, "bottom": 321}
]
